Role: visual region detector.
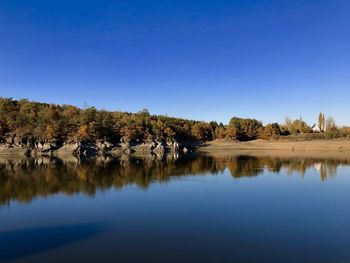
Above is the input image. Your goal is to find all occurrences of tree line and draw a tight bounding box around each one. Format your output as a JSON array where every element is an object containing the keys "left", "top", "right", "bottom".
[
  {"left": 0, "top": 98, "right": 215, "bottom": 143},
  {"left": 0, "top": 98, "right": 349, "bottom": 143}
]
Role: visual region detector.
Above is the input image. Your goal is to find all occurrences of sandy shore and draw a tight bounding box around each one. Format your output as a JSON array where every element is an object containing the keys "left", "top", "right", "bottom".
[
  {"left": 198, "top": 139, "right": 350, "bottom": 152},
  {"left": 194, "top": 139, "right": 350, "bottom": 160}
]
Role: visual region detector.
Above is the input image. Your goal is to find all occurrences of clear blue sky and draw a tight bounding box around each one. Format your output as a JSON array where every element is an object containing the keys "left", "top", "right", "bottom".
[{"left": 0, "top": 0, "right": 349, "bottom": 125}]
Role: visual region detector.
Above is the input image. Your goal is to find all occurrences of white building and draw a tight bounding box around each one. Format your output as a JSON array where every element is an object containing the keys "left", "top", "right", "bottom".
[{"left": 311, "top": 124, "right": 321, "bottom": 133}]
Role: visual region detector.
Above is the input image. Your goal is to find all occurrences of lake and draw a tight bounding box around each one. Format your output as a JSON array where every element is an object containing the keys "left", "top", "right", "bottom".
[{"left": 1, "top": 152, "right": 350, "bottom": 263}]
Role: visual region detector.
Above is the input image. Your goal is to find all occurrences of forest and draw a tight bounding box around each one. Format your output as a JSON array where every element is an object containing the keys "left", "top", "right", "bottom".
[{"left": 0, "top": 97, "right": 349, "bottom": 144}]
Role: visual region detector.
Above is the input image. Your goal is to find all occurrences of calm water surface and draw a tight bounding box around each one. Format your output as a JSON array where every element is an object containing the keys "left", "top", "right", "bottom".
[{"left": 1, "top": 153, "right": 350, "bottom": 263}]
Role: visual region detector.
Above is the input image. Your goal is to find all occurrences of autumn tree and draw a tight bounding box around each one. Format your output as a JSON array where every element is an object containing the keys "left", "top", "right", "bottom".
[
  {"left": 318, "top": 112, "right": 325, "bottom": 131},
  {"left": 164, "top": 127, "right": 176, "bottom": 138},
  {"left": 259, "top": 123, "right": 281, "bottom": 140},
  {"left": 0, "top": 114, "right": 7, "bottom": 137},
  {"left": 283, "top": 117, "right": 310, "bottom": 134},
  {"left": 339, "top": 127, "right": 350, "bottom": 139},
  {"left": 226, "top": 125, "right": 238, "bottom": 140},
  {"left": 325, "top": 116, "right": 339, "bottom": 138},
  {"left": 45, "top": 125, "right": 56, "bottom": 140},
  {"left": 227, "top": 117, "right": 262, "bottom": 141},
  {"left": 3, "top": 97, "right": 342, "bottom": 144},
  {"left": 191, "top": 123, "right": 213, "bottom": 141},
  {"left": 215, "top": 126, "right": 226, "bottom": 139},
  {"left": 76, "top": 125, "right": 90, "bottom": 141}
]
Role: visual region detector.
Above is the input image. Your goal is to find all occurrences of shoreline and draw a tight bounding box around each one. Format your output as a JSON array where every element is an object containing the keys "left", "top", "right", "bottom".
[
  {"left": 1, "top": 139, "right": 350, "bottom": 157},
  {"left": 196, "top": 139, "right": 350, "bottom": 152}
]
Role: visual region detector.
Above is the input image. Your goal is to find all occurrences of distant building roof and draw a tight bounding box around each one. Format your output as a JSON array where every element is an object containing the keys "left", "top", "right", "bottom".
[{"left": 311, "top": 124, "right": 321, "bottom": 133}]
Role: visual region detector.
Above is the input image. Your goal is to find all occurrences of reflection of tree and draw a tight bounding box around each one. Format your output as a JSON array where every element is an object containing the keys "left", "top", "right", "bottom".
[
  {"left": 227, "top": 156, "right": 263, "bottom": 178},
  {"left": 319, "top": 160, "right": 338, "bottom": 182},
  {"left": 216, "top": 155, "right": 342, "bottom": 182},
  {"left": 0, "top": 154, "right": 348, "bottom": 206},
  {"left": 225, "top": 156, "right": 340, "bottom": 180}
]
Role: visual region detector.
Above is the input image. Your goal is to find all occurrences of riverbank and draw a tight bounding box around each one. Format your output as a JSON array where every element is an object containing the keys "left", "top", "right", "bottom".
[
  {"left": 197, "top": 139, "right": 350, "bottom": 152},
  {"left": 1, "top": 138, "right": 350, "bottom": 157}
]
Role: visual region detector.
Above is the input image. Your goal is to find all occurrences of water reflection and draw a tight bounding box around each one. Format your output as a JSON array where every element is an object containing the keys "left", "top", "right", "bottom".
[
  {"left": 226, "top": 155, "right": 340, "bottom": 180},
  {"left": 1, "top": 153, "right": 349, "bottom": 206}
]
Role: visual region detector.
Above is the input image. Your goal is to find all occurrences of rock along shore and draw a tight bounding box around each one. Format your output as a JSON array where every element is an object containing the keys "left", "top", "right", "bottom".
[{"left": 0, "top": 134, "right": 190, "bottom": 158}]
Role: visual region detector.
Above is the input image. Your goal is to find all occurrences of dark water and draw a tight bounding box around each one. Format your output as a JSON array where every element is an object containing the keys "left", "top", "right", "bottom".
[{"left": 1, "top": 153, "right": 350, "bottom": 263}]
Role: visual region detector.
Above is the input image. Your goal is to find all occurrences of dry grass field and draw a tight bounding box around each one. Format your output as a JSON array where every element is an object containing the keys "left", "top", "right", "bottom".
[
  {"left": 198, "top": 139, "right": 350, "bottom": 152},
  {"left": 196, "top": 139, "right": 350, "bottom": 160}
]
